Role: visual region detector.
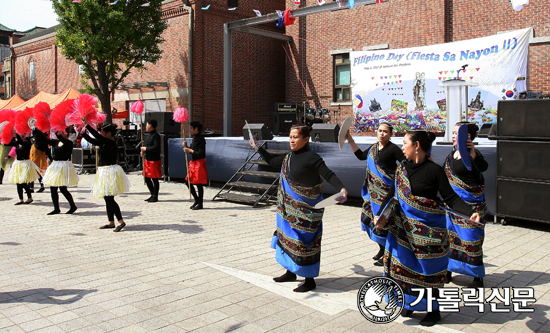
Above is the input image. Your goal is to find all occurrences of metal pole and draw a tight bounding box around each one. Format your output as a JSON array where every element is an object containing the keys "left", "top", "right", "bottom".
[{"left": 223, "top": 23, "right": 232, "bottom": 136}]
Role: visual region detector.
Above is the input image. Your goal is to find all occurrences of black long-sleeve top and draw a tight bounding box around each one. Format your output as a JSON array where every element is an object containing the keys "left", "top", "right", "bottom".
[
  {"left": 38, "top": 135, "right": 73, "bottom": 161},
  {"left": 144, "top": 130, "right": 161, "bottom": 161},
  {"left": 378, "top": 159, "right": 474, "bottom": 216},
  {"left": 354, "top": 141, "right": 405, "bottom": 175},
  {"left": 81, "top": 125, "right": 118, "bottom": 166},
  {"left": 188, "top": 134, "right": 206, "bottom": 161},
  {"left": 15, "top": 135, "right": 32, "bottom": 161},
  {"left": 449, "top": 148, "right": 488, "bottom": 187},
  {"left": 258, "top": 145, "right": 344, "bottom": 191},
  {"left": 32, "top": 129, "right": 49, "bottom": 152}
]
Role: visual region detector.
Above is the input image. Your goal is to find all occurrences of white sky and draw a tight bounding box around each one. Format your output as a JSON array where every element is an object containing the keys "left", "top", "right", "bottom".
[{"left": 0, "top": 0, "right": 59, "bottom": 31}]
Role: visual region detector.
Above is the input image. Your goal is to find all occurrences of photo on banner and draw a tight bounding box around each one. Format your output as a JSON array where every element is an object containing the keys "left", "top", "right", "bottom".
[{"left": 350, "top": 28, "right": 530, "bottom": 134}]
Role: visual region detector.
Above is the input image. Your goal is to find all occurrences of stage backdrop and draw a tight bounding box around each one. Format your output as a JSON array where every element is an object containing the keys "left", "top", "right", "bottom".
[{"left": 350, "top": 28, "right": 530, "bottom": 133}]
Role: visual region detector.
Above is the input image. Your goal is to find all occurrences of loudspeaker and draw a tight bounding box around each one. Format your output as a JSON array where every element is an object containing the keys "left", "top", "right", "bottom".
[
  {"left": 145, "top": 112, "right": 181, "bottom": 134},
  {"left": 243, "top": 123, "right": 273, "bottom": 140},
  {"left": 477, "top": 123, "right": 493, "bottom": 138},
  {"left": 497, "top": 141, "right": 550, "bottom": 181},
  {"left": 274, "top": 112, "right": 297, "bottom": 135},
  {"left": 496, "top": 100, "right": 550, "bottom": 139},
  {"left": 497, "top": 178, "right": 550, "bottom": 223},
  {"left": 310, "top": 123, "right": 340, "bottom": 142}
]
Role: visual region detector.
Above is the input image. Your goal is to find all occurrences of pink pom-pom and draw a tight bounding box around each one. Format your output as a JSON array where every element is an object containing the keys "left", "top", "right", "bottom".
[
  {"left": 14, "top": 107, "right": 34, "bottom": 135},
  {"left": 8, "top": 146, "right": 16, "bottom": 159},
  {"left": 130, "top": 99, "right": 144, "bottom": 114},
  {"left": 95, "top": 112, "right": 107, "bottom": 124},
  {"left": 67, "top": 94, "right": 99, "bottom": 132},
  {"left": 33, "top": 102, "right": 52, "bottom": 132},
  {"left": 173, "top": 106, "right": 189, "bottom": 123},
  {"left": 51, "top": 99, "right": 76, "bottom": 133}
]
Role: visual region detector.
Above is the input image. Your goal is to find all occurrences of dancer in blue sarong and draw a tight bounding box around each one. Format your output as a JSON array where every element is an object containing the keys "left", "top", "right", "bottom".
[
  {"left": 250, "top": 123, "right": 347, "bottom": 292},
  {"left": 375, "top": 130, "right": 480, "bottom": 326},
  {"left": 345, "top": 122, "right": 404, "bottom": 266},
  {"left": 444, "top": 122, "right": 488, "bottom": 288}
]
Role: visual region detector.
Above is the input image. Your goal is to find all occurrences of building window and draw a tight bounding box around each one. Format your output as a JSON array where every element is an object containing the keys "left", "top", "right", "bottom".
[
  {"left": 333, "top": 54, "right": 350, "bottom": 102},
  {"left": 29, "top": 61, "right": 35, "bottom": 81}
]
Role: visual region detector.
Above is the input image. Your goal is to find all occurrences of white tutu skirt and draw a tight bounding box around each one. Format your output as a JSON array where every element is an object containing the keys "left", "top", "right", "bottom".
[
  {"left": 8, "top": 159, "right": 41, "bottom": 184},
  {"left": 91, "top": 165, "right": 131, "bottom": 198},
  {"left": 43, "top": 161, "right": 79, "bottom": 187}
]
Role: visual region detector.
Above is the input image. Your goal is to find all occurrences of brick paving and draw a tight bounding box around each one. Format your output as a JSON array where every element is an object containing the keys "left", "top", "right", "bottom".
[{"left": 0, "top": 172, "right": 549, "bottom": 332}]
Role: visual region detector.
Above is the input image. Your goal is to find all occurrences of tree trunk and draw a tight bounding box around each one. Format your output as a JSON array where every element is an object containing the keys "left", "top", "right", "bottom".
[
  {"left": 97, "top": 93, "right": 112, "bottom": 124},
  {"left": 96, "top": 61, "right": 112, "bottom": 124}
]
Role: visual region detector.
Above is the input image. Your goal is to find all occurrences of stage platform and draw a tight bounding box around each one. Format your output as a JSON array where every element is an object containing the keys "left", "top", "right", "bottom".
[{"left": 167, "top": 135, "right": 497, "bottom": 214}]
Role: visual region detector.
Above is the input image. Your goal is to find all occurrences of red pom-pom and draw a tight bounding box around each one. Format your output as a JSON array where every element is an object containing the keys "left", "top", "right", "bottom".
[
  {"left": 33, "top": 102, "right": 52, "bottom": 132},
  {"left": 0, "top": 109, "right": 16, "bottom": 144},
  {"left": 14, "top": 107, "right": 34, "bottom": 135},
  {"left": 1, "top": 121, "right": 15, "bottom": 145},
  {"left": 51, "top": 99, "right": 76, "bottom": 133},
  {"left": 130, "top": 99, "right": 144, "bottom": 114},
  {"left": 173, "top": 106, "right": 189, "bottom": 123}
]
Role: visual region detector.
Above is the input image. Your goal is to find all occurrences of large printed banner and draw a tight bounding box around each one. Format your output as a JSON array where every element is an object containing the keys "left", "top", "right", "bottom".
[{"left": 350, "top": 28, "right": 530, "bottom": 133}]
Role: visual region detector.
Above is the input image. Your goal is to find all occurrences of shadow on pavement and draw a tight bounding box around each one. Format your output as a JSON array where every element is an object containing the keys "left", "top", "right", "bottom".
[
  {"left": 127, "top": 223, "right": 204, "bottom": 234},
  {"left": 0, "top": 288, "right": 97, "bottom": 304}
]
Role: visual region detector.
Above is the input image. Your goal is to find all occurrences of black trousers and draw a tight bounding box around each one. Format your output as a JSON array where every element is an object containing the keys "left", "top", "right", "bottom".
[
  {"left": 104, "top": 196, "right": 123, "bottom": 222},
  {"left": 0, "top": 168, "right": 4, "bottom": 184},
  {"left": 51, "top": 186, "right": 76, "bottom": 211},
  {"left": 17, "top": 183, "right": 32, "bottom": 200},
  {"left": 145, "top": 177, "right": 160, "bottom": 198},
  {"left": 186, "top": 181, "right": 204, "bottom": 205}
]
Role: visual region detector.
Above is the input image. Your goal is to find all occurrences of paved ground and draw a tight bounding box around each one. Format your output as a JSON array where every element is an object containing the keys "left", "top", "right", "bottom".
[{"left": 0, "top": 172, "right": 549, "bottom": 332}]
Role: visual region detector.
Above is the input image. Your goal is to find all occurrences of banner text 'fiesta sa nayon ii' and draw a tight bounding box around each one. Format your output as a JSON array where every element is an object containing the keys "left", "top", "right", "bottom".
[{"left": 350, "top": 28, "right": 530, "bottom": 134}]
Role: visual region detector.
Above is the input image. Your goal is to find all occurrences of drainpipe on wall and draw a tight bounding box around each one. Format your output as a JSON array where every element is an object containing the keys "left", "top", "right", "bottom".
[
  {"left": 10, "top": 46, "right": 15, "bottom": 97},
  {"left": 182, "top": 3, "right": 193, "bottom": 123},
  {"left": 54, "top": 44, "right": 58, "bottom": 93}
]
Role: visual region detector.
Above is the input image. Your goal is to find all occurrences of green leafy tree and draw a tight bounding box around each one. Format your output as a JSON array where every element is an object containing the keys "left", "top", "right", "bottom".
[{"left": 52, "top": 0, "right": 167, "bottom": 123}]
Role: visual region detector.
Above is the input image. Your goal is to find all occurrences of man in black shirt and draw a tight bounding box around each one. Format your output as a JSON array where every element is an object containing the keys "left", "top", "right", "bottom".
[{"left": 141, "top": 120, "right": 161, "bottom": 203}]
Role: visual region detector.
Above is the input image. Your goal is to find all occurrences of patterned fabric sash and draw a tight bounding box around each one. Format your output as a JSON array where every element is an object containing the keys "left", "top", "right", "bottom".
[
  {"left": 361, "top": 143, "right": 394, "bottom": 245},
  {"left": 444, "top": 153, "right": 487, "bottom": 278},
  {"left": 274, "top": 153, "right": 324, "bottom": 271},
  {"left": 383, "top": 163, "right": 448, "bottom": 311}
]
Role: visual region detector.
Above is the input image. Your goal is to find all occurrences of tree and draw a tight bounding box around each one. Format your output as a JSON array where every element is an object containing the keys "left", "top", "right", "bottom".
[{"left": 52, "top": 0, "right": 167, "bottom": 123}]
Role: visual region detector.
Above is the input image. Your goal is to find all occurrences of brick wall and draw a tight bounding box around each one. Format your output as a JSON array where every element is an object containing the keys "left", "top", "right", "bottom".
[{"left": 11, "top": 0, "right": 549, "bottom": 135}]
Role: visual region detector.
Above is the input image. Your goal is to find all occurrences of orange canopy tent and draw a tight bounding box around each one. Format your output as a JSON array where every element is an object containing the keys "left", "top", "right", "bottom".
[
  {"left": 0, "top": 94, "right": 25, "bottom": 111},
  {"left": 48, "top": 87, "right": 81, "bottom": 109},
  {"left": 13, "top": 91, "right": 57, "bottom": 111}
]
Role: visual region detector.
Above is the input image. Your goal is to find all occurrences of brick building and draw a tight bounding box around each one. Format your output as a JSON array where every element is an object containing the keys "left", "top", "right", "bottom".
[{"left": 9, "top": 0, "right": 550, "bottom": 135}]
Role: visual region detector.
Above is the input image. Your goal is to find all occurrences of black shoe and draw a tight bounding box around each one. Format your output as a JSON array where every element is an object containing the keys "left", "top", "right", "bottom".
[
  {"left": 14, "top": 201, "right": 24, "bottom": 206},
  {"left": 468, "top": 278, "right": 484, "bottom": 288},
  {"left": 192, "top": 204, "right": 203, "bottom": 210},
  {"left": 373, "top": 258, "right": 384, "bottom": 266},
  {"left": 114, "top": 222, "right": 126, "bottom": 232},
  {"left": 401, "top": 309, "right": 414, "bottom": 317},
  {"left": 420, "top": 310, "right": 441, "bottom": 327},
  {"left": 190, "top": 202, "right": 198, "bottom": 209},
  {"left": 99, "top": 224, "right": 115, "bottom": 229},
  {"left": 24, "top": 199, "right": 33, "bottom": 204},
  {"left": 293, "top": 278, "right": 316, "bottom": 292},
  {"left": 66, "top": 207, "right": 77, "bottom": 214},
  {"left": 445, "top": 271, "right": 453, "bottom": 284},
  {"left": 372, "top": 252, "right": 383, "bottom": 261},
  {"left": 47, "top": 210, "right": 61, "bottom": 215},
  {"left": 144, "top": 196, "right": 153, "bottom": 202},
  {"left": 37, "top": 187, "right": 45, "bottom": 193},
  {"left": 148, "top": 197, "right": 158, "bottom": 203},
  {"left": 273, "top": 271, "right": 297, "bottom": 283}
]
